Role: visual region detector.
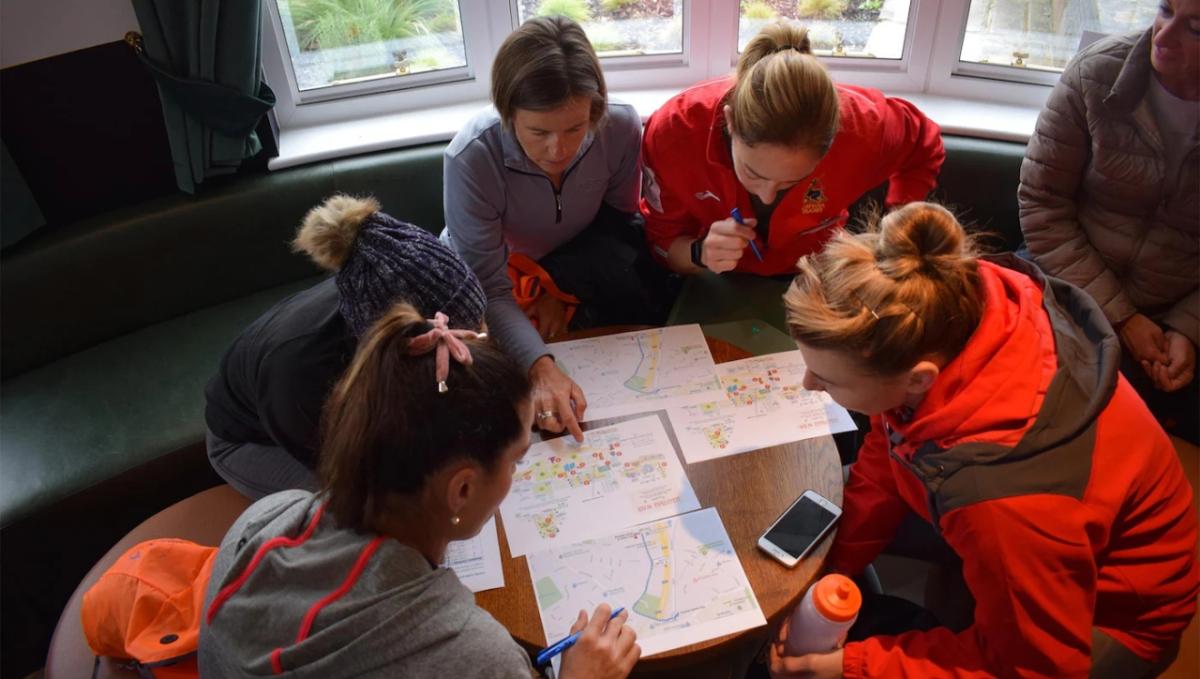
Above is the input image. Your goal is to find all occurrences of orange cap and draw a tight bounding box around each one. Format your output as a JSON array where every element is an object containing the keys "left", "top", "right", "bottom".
[
  {"left": 811, "top": 574, "right": 861, "bottom": 623},
  {"left": 82, "top": 538, "right": 216, "bottom": 669}
]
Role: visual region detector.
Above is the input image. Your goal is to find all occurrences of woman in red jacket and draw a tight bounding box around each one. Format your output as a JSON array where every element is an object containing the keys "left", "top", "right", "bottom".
[
  {"left": 772, "top": 202, "right": 1198, "bottom": 678},
  {"left": 640, "top": 22, "right": 944, "bottom": 276}
]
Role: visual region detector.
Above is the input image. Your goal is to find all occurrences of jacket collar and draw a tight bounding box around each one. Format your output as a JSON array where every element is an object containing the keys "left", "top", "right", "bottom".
[
  {"left": 889, "top": 255, "right": 1120, "bottom": 469},
  {"left": 1104, "top": 28, "right": 1154, "bottom": 114}
]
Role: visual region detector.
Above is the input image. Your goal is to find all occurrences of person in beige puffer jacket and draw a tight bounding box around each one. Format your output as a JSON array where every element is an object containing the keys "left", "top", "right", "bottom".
[{"left": 1019, "top": 4, "right": 1198, "bottom": 444}]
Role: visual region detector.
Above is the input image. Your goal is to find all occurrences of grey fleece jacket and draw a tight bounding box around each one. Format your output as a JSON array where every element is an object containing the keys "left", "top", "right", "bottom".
[
  {"left": 441, "top": 102, "right": 642, "bottom": 372},
  {"left": 199, "top": 490, "right": 534, "bottom": 678}
]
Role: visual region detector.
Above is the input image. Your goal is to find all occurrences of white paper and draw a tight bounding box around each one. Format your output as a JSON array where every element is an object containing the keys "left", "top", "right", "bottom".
[
  {"left": 499, "top": 415, "right": 700, "bottom": 557},
  {"left": 442, "top": 517, "right": 504, "bottom": 593},
  {"left": 527, "top": 507, "right": 766, "bottom": 658},
  {"left": 667, "top": 350, "right": 857, "bottom": 464},
  {"left": 550, "top": 324, "right": 724, "bottom": 421}
]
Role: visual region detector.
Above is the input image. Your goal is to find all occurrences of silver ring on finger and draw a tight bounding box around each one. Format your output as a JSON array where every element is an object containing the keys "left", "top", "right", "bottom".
[{"left": 536, "top": 410, "right": 556, "bottom": 422}]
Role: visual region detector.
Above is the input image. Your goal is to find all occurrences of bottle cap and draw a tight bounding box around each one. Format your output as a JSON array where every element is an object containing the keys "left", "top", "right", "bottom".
[{"left": 811, "top": 574, "right": 861, "bottom": 623}]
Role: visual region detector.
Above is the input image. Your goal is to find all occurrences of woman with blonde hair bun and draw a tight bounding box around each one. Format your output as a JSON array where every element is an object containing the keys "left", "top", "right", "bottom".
[
  {"left": 770, "top": 202, "right": 1198, "bottom": 678},
  {"left": 642, "top": 22, "right": 944, "bottom": 276}
]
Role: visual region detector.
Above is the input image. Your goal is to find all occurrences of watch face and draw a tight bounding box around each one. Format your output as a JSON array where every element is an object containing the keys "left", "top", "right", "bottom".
[{"left": 691, "top": 239, "right": 705, "bottom": 268}]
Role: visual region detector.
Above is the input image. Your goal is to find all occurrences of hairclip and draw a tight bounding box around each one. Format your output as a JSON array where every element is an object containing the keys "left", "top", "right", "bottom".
[{"left": 406, "top": 312, "right": 483, "bottom": 393}]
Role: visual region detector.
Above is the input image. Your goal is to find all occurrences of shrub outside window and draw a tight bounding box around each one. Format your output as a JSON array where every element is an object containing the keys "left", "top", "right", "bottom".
[
  {"left": 958, "top": 0, "right": 1159, "bottom": 72},
  {"left": 737, "top": 0, "right": 909, "bottom": 59},
  {"left": 277, "top": 0, "right": 468, "bottom": 92},
  {"left": 515, "top": 0, "right": 686, "bottom": 57}
]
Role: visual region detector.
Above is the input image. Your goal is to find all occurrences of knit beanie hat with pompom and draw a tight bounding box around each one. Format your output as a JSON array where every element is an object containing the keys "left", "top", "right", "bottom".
[{"left": 292, "top": 195, "right": 486, "bottom": 336}]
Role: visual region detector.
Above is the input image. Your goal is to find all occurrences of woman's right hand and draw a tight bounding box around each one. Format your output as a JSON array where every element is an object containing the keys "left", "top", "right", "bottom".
[
  {"left": 702, "top": 217, "right": 759, "bottom": 273},
  {"left": 558, "top": 604, "right": 640, "bottom": 679},
  {"left": 1119, "top": 313, "right": 1168, "bottom": 369},
  {"left": 529, "top": 356, "right": 587, "bottom": 442}
]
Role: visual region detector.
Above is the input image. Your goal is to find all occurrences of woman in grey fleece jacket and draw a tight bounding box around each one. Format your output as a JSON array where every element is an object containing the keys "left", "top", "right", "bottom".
[
  {"left": 443, "top": 16, "right": 674, "bottom": 445},
  {"left": 199, "top": 303, "right": 640, "bottom": 678}
]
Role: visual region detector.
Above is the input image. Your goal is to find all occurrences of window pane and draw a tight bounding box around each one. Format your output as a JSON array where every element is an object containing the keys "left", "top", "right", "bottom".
[
  {"left": 516, "top": 0, "right": 684, "bottom": 57},
  {"left": 960, "top": 0, "right": 1158, "bottom": 72},
  {"left": 738, "top": 0, "right": 909, "bottom": 59},
  {"left": 278, "top": 0, "right": 468, "bottom": 92}
]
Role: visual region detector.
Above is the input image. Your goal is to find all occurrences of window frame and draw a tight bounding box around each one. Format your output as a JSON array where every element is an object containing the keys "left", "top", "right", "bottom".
[{"left": 262, "top": 0, "right": 1125, "bottom": 152}]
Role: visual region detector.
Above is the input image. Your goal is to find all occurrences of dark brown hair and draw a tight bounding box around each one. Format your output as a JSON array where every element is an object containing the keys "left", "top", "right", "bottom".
[
  {"left": 491, "top": 15, "right": 607, "bottom": 127},
  {"left": 727, "top": 22, "right": 839, "bottom": 152},
  {"left": 784, "top": 202, "right": 983, "bottom": 374},
  {"left": 318, "top": 303, "right": 531, "bottom": 531}
]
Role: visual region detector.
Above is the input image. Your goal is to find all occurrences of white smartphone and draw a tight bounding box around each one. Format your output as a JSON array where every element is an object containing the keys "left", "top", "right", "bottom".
[{"left": 757, "top": 489, "right": 842, "bottom": 568}]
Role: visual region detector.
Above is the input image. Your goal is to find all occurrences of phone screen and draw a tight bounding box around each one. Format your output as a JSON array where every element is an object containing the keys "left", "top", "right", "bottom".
[{"left": 763, "top": 495, "right": 839, "bottom": 559}]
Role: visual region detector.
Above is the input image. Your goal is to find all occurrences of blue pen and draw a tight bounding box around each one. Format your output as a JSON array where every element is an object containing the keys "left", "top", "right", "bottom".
[
  {"left": 730, "top": 208, "right": 765, "bottom": 262},
  {"left": 535, "top": 607, "right": 625, "bottom": 667}
]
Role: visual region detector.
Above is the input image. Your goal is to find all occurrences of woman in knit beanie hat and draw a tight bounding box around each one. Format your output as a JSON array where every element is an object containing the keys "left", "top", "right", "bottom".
[{"left": 203, "top": 195, "right": 486, "bottom": 500}]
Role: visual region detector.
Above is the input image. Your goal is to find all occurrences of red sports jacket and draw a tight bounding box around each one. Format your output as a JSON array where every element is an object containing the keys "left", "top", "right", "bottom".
[
  {"left": 639, "top": 78, "right": 944, "bottom": 275},
  {"left": 830, "top": 258, "right": 1199, "bottom": 678}
]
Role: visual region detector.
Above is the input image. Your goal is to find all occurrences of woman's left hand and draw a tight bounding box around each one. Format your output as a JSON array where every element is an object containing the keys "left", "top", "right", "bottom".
[
  {"left": 526, "top": 294, "right": 569, "bottom": 341},
  {"left": 767, "top": 615, "right": 844, "bottom": 679},
  {"left": 1150, "top": 330, "right": 1197, "bottom": 392}
]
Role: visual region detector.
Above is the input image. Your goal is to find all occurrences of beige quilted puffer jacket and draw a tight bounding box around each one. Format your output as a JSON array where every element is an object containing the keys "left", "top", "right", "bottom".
[{"left": 1019, "top": 29, "right": 1199, "bottom": 345}]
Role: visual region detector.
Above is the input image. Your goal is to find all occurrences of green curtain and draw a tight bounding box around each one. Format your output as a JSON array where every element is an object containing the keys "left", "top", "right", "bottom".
[
  {"left": 1, "top": 141, "right": 45, "bottom": 249},
  {"left": 130, "top": 1, "right": 276, "bottom": 193}
]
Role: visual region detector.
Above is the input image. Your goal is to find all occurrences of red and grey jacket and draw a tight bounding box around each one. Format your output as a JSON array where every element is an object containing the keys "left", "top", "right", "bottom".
[
  {"left": 639, "top": 78, "right": 944, "bottom": 276},
  {"left": 830, "top": 257, "right": 1199, "bottom": 678}
]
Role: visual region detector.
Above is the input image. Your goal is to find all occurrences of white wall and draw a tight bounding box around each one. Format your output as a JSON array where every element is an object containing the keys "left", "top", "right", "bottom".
[{"left": 1, "top": 0, "right": 138, "bottom": 68}]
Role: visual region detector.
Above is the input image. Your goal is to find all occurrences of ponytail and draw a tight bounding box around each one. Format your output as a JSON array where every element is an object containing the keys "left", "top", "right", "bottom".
[
  {"left": 784, "top": 202, "right": 983, "bottom": 374},
  {"left": 319, "top": 303, "right": 531, "bottom": 532},
  {"left": 726, "top": 21, "right": 839, "bottom": 151}
]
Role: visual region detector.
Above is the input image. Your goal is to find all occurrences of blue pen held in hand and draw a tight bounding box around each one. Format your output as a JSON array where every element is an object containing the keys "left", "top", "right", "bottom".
[
  {"left": 535, "top": 607, "right": 626, "bottom": 667},
  {"left": 730, "top": 208, "right": 765, "bottom": 262}
]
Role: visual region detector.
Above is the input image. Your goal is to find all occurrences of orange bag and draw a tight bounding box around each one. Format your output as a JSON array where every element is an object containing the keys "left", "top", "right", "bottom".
[
  {"left": 81, "top": 538, "right": 217, "bottom": 678},
  {"left": 508, "top": 252, "right": 580, "bottom": 330}
]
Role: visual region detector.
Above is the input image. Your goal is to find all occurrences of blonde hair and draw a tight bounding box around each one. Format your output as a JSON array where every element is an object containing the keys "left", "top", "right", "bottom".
[
  {"left": 784, "top": 202, "right": 983, "bottom": 374},
  {"left": 727, "top": 22, "right": 839, "bottom": 152}
]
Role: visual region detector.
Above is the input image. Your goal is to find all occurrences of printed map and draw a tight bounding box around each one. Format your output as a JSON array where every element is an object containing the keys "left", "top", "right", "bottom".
[
  {"left": 527, "top": 507, "right": 766, "bottom": 657},
  {"left": 668, "top": 351, "right": 856, "bottom": 463},
  {"left": 550, "top": 325, "right": 723, "bottom": 421},
  {"left": 498, "top": 415, "right": 699, "bottom": 557}
]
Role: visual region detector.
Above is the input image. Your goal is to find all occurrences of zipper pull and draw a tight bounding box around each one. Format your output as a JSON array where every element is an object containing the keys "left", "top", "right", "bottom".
[{"left": 555, "top": 193, "right": 562, "bottom": 224}]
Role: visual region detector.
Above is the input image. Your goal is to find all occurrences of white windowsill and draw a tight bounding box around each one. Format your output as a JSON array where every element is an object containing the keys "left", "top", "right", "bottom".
[{"left": 269, "top": 89, "right": 1040, "bottom": 171}]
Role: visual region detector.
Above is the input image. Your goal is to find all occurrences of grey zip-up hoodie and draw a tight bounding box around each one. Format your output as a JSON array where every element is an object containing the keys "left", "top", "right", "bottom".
[
  {"left": 199, "top": 490, "right": 535, "bottom": 678},
  {"left": 441, "top": 102, "right": 642, "bottom": 372}
]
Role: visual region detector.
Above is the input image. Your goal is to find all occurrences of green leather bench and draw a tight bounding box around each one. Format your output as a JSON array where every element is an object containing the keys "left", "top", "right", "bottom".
[
  {"left": 0, "top": 142, "right": 455, "bottom": 677},
  {"left": 0, "top": 134, "right": 1026, "bottom": 677}
]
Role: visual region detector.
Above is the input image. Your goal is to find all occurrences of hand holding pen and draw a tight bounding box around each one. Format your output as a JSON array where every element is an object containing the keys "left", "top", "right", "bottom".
[
  {"left": 699, "top": 209, "right": 761, "bottom": 273},
  {"left": 541, "top": 604, "right": 640, "bottom": 679}
]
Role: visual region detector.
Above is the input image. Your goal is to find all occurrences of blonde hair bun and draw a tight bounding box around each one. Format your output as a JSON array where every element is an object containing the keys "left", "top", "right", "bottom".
[
  {"left": 783, "top": 201, "right": 982, "bottom": 374},
  {"left": 292, "top": 195, "right": 381, "bottom": 271},
  {"left": 729, "top": 22, "right": 837, "bottom": 150},
  {"left": 876, "top": 202, "right": 974, "bottom": 280},
  {"left": 742, "top": 21, "right": 812, "bottom": 61}
]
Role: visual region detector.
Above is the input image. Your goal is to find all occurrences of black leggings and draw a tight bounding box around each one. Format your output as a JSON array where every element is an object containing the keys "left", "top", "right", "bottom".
[{"left": 538, "top": 205, "right": 680, "bottom": 330}]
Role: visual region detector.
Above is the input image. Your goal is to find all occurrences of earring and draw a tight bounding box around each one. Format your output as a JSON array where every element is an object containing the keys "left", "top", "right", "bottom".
[{"left": 450, "top": 515, "right": 461, "bottom": 526}]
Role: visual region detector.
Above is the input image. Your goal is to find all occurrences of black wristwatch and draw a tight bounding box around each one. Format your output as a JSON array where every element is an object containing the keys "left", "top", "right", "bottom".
[{"left": 690, "top": 238, "right": 707, "bottom": 269}]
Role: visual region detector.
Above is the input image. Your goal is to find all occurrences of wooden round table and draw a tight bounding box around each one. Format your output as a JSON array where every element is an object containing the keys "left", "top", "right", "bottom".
[{"left": 476, "top": 327, "right": 844, "bottom": 678}]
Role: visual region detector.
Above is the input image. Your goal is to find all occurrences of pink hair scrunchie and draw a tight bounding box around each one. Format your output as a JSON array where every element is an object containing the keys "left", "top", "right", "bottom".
[{"left": 406, "top": 312, "right": 485, "bottom": 393}]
